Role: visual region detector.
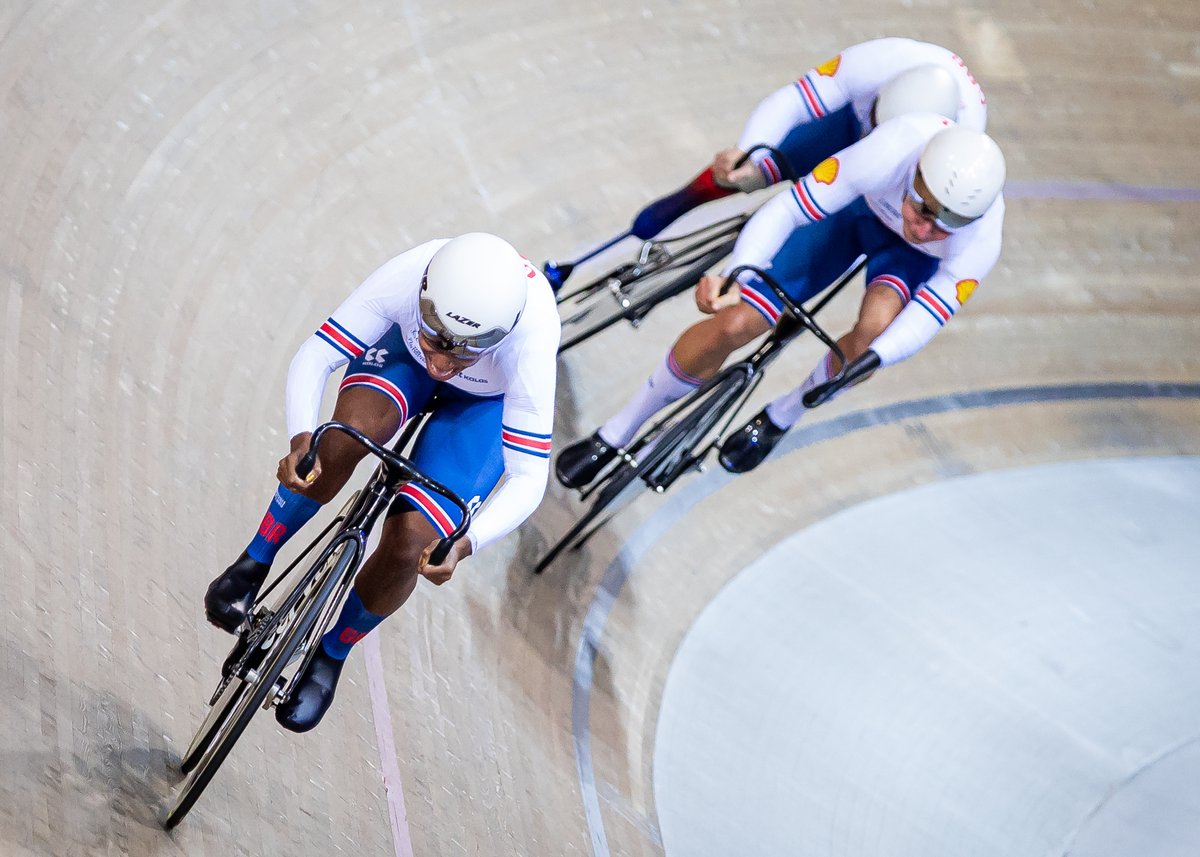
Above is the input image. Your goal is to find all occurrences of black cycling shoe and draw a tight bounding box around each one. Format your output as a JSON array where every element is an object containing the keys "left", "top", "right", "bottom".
[
  {"left": 555, "top": 430, "right": 618, "bottom": 489},
  {"left": 204, "top": 551, "right": 271, "bottom": 634},
  {"left": 275, "top": 645, "right": 346, "bottom": 733},
  {"left": 718, "top": 409, "right": 789, "bottom": 474}
]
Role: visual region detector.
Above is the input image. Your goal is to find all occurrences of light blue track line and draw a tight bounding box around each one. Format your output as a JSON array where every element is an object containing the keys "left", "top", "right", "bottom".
[
  {"left": 1004, "top": 180, "right": 1200, "bottom": 203},
  {"left": 569, "top": 380, "right": 1200, "bottom": 857}
]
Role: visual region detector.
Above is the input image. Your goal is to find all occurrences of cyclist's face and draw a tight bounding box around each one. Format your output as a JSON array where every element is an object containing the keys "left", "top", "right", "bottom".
[
  {"left": 418, "top": 331, "right": 480, "bottom": 381},
  {"left": 901, "top": 173, "right": 952, "bottom": 244}
]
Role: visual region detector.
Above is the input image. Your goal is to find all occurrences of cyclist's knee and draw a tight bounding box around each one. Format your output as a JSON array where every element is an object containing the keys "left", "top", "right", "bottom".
[
  {"left": 675, "top": 303, "right": 771, "bottom": 377},
  {"left": 379, "top": 510, "right": 438, "bottom": 572},
  {"left": 712, "top": 301, "right": 771, "bottom": 348},
  {"left": 332, "top": 387, "right": 403, "bottom": 444},
  {"left": 317, "top": 430, "right": 372, "bottom": 478}
]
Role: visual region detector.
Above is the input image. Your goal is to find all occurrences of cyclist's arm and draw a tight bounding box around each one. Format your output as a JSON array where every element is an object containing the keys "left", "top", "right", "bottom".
[
  {"left": 467, "top": 328, "right": 560, "bottom": 554},
  {"left": 724, "top": 119, "right": 930, "bottom": 280},
  {"left": 737, "top": 43, "right": 892, "bottom": 184},
  {"left": 285, "top": 337, "right": 351, "bottom": 439},
  {"left": 871, "top": 208, "right": 1003, "bottom": 366},
  {"left": 736, "top": 76, "right": 849, "bottom": 185},
  {"left": 722, "top": 149, "right": 882, "bottom": 279}
]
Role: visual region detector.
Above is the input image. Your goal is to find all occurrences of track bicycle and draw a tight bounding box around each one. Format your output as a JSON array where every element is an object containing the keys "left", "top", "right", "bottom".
[
  {"left": 164, "top": 415, "right": 470, "bottom": 828},
  {"left": 534, "top": 260, "right": 869, "bottom": 574},
  {"left": 550, "top": 145, "right": 797, "bottom": 353}
]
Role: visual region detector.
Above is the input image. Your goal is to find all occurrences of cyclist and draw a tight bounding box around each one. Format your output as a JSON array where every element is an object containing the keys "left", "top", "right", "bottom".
[
  {"left": 555, "top": 118, "right": 1005, "bottom": 485},
  {"left": 545, "top": 36, "right": 987, "bottom": 289},
  {"left": 205, "top": 233, "right": 560, "bottom": 732}
]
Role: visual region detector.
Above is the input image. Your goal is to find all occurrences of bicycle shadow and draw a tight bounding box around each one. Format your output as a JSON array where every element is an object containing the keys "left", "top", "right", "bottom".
[{"left": 0, "top": 642, "right": 191, "bottom": 853}]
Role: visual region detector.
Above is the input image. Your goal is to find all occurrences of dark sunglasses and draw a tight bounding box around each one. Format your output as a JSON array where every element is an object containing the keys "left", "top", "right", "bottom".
[{"left": 907, "top": 171, "right": 978, "bottom": 231}]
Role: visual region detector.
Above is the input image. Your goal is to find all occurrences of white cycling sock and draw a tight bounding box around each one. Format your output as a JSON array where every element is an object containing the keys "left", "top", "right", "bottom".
[
  {"left": 599, "top": 351, "right": 703, "bottom": 447},
  {"left": 765, "top": 351, "right": 836, "bottom": 428}
]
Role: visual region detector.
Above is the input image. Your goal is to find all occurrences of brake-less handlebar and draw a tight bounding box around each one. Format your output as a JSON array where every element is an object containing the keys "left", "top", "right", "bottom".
[
  {"left": 297, "top": 421, "right": 471, "bottom": 565},
  {"left": 733, "top": 144, "right": 799, "bottom": 184},
  {"left": 716, "top": 262, "right": 880, "bottom": 409},
  {"left": 719, "top": 264, "right": 849, "bottom": 363},
  {"left": 802, "top": 349, "right": 881, "bottom": 408}
]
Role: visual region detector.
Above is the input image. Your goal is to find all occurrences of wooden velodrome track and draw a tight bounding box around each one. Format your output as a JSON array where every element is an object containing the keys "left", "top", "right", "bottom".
[{"left": 3, "top": 2, "right": 1198, "bottom": 856}]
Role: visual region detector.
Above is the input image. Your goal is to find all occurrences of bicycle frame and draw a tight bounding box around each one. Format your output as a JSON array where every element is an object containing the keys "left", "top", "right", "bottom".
[
  {"left": 535, "top": 259, "right": 865, "bottom": 575},
  {"left": 555, "top": 145, "right": 800, "bottom": 351},
  {"left": 592, "top": 258, "right": 865, "bottom": 496},
  {"left": 222, "top": 417, "right": 470, "bottom": 699},
  {"left": 557, "top": 214, "right": 747, "bottom": 307}
]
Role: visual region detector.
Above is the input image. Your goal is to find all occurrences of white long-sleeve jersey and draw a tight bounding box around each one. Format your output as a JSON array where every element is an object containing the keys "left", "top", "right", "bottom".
[
  {"left": 725, "top": 113, "right": 1004, "bottom": 366},
  {"left": 284, "top": 239, "right": 561, "bottom": 553},
  {"left": 737, "top": 38, "right": 988, "bottom": 182}
]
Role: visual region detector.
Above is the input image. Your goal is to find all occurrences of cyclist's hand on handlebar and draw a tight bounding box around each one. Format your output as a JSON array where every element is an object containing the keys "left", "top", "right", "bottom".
[
  {"left": 695, "top": 273, "right": 740, "bottom": 315},
  {"left": 711, "top": 147, "right": 746, "bottom": 188},
  {"left": 712, "top": 146, "right": 766, "bottom": 192},
  {"left": 277, "top": 431, "right": 317, "bottom": 492},
  {"left": 417, "top": 536, "right": 473, "bottom": 586}
]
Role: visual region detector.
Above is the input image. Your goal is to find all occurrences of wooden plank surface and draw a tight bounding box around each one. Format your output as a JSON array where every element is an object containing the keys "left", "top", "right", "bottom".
[{"left": 1, "top": 2, "right": 1197, "bottom": 855}]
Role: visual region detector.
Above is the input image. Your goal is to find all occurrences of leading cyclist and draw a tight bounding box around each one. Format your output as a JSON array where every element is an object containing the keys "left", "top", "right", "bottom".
[
  {"left": 205, "top": 233, "right": 560, "bottom": 732},
  {"left": 545, "top": 36, "right": 988, "bottom": 289}
]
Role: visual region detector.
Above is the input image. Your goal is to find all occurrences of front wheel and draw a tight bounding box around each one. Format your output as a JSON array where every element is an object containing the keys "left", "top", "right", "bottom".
[
  {"left": 637, "top": 370, "right": 753, "bottom": 491},
  {"left": 163, "top": 541, "right": 357, "bottom": 828}
]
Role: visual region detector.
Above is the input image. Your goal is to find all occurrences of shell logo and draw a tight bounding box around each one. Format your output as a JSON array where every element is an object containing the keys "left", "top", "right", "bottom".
[
  {"left": 956, "top": 279, "right": 978, "bottom": 304},
  {"left": 812, "top": 157, "right": 839, "bottom": 185},
  {"left": 815, "top": 55, "right": 842, "bottom": 77}
]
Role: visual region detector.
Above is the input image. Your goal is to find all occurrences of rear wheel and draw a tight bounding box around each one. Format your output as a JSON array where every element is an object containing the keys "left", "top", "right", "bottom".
[{"left": 164, "top": 542, "right": 357, "bottom": 828}]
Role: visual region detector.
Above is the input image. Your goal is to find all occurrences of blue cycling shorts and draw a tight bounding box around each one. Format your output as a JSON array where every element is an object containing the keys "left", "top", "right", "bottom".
[
  {"left": 338, "top": 325, "right": 505, "bottom": 536},
  {"left": 738, "top": 197, "right": 940, "bottom": 326},
  {"left": 774, "top": 104, "right": 861, "bottom": 179}
]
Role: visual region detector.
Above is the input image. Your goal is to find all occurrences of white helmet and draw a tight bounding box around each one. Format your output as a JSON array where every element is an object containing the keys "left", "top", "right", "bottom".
[
  {"left": 419, "top": 232, "right": 529, "bottom": 355},
  {"left": 916, "top": 127, "right": 1006, "bottom": 227},
  {"left": 874, "top": 64, "right": 961, "bottom": 127}
]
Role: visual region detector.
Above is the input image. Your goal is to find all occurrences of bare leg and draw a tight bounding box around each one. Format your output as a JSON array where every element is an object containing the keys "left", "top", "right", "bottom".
[
  {"left": 598, "top": 300, "right": 772, "bottom": 448},
  {"left": 301, "top": 386, "right": 404, "bottom": 504},
  {"left": 353, "top": 511, "right": 435, "bottom": 617},
  {"left": 672, "top": 300, "right": 773, "bottom": 379}
]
